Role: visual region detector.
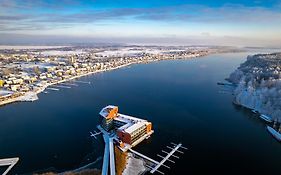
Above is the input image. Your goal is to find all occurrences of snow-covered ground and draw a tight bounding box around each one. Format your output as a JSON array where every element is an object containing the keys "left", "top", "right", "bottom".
[
  {"left": 39, "top": 50, "right": 84, "bottom": 56},
  {"left": 95, "top": 49, "right": 154, "bottom": 57},
  {"left": 95, "top": 48, "right": 187, "bottom": 57},
  {"left": 18, "top": 92, "right": 38, "bottom": 102},
  {"left": 122, "top": 153, "right": 146, "bottom": 175},
  {"left": 20, "top": 62, "right": 55, "bottom": 71},
  {"left": 229, "top": 53, "right": 281, "bottom": 120}
]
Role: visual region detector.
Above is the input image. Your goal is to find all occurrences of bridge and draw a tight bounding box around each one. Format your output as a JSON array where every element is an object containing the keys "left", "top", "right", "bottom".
[{"left": 91, "top": 126, "right": 116, "bottom": 175}]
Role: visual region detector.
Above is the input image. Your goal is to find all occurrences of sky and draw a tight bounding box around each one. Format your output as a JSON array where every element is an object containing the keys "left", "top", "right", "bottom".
[{"left": 0, "top": 0, "right": 281, "bottom": 46}]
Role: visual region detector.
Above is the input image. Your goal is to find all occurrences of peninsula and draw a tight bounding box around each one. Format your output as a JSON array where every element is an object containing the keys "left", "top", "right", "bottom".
[{"left": 228, "top": 52, "right": 281, "bottom": 121}]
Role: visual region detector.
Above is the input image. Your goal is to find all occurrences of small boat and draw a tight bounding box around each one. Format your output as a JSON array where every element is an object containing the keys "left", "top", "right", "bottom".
[
  {"left": 259, "top": 114, "right": 272, "bottom": 123},
  {"left": 217, "top": 82, "right": 235, "bottom": 86},
  {"left": 267, "top": 126, "right": 281, "bottom": 142},
  {"left": 251, "top": 109, "right": 258, "bottom": 114},
  {"left": 232, "top": 100, "right": 240, "bottom": 106}
]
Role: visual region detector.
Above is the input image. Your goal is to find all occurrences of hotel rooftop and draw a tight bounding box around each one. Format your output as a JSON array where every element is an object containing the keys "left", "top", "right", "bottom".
[{"left": 99, "top": 105, "right": 153, "bottom": 148}]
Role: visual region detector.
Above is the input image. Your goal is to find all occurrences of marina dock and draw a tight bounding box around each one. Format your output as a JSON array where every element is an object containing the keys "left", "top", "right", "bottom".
[{"left": 0, "top": 157, "right": 19, "bottom": 175}]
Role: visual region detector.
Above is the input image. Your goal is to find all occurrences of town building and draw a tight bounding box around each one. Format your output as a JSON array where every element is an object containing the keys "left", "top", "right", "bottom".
[
  {"left": 99, "top": 105, "right": 153, "bottom": 147},
  {"left": 0, "top": 80, "right": 4, "bottom": 87}
]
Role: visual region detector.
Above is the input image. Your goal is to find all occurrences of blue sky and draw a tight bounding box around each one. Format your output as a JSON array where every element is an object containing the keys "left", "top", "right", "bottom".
[{"left": 0, "top": 0, "right": 281, "bottom": 46}]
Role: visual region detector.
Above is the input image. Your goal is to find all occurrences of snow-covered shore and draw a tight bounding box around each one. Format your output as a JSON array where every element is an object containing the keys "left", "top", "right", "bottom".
[
  {"left": 0, "top": 56, "right": 176, "bottom": 106},
  {"left": 229, "top": 53, "right": 281, "bottom": 121},
  {"left": 122, "top": 153, "right": 146, "bottom": 175}
]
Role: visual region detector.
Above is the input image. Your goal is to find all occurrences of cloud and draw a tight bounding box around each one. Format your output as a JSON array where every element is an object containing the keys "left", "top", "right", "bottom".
[
  {"left": 0, "top": 0, "right": 83, "bottom": 11},
  {"left": 134, "top": 4, "right": 281, "bottom": 24},
  {"left": 0, "top": 0, "right": 281, "bottom": 47},
  {"left": 1, "top": 3, "right": 281, "bottom": 30},
  {"left": 0, "top": 14, "right": 31, "bottom": 21}
]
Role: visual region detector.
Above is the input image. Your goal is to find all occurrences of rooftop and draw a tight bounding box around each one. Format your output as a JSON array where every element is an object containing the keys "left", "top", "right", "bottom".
[
  {"left": 99, "top": 105, "right": 150, "bottom": 134},
  {"left": 124, "top": 122, "right": 146, "bottom": 134},
  {"left": 99, "top": 105, "right": 118, "bottom": 118}
]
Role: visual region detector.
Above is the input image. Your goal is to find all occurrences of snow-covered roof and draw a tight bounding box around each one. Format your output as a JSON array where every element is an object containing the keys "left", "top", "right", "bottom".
[
  {"left": 99, "top": 105, "right": 150, "bottom": 134},
  {"left": 99, "top": 105, "right": 118, "bottom": 118},
  {"left": 124, "top": 122, "right": 146, "bottom": 134},
  {"left": 118, "top": 122, "right": 132, "bottom": 131},
  {"left": 117, "top": 113, "right": 146, "bottom": 123},
  {"left": 116, "top": 113, "right": 148, "bottom": 134}
]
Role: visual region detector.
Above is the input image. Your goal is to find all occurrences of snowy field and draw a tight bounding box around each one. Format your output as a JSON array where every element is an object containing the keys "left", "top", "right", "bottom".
[
  {"left": 122, "top": 153, "right": 146, "bottom": 175},
  {"left": 39, "top": 50, "right": 85, "bottom": 56},
  {"left": 95, "top": 48, "right": 187, "bottom": 57},
  {"left": 20, "top": 62, "right": 55, "bottom": 71}
]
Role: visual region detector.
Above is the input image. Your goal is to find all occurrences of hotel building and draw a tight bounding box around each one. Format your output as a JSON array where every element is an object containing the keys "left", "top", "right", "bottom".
[{"left": 99, "top": 105, "right": 153, "bottom": 147}]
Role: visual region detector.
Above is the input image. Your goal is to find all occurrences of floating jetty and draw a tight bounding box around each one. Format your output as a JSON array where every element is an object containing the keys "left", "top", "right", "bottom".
[
  {"left": 267, "top": 126, "right": 281, "bottom": 142},
  {"left": 129, "top": 143, "right": 187, "bottom": 174},
  {"left": 259, "top": 114, "right": 273, "bottom": 123},
  {"left": 91, "top": 105, "right": 186, "bottom": 175},
  {"left": 251, "top": 109, "right": 258, "bottom": 114},
  {"left": 47, "top": 87, "right": 59, "bottom": 91},
  {"left": 73, "top": 80, "right": 91, "bottom": 84},
  {"left": 267, "top": 120, "right": 281, "bottom": 142},
  {"left": 217, "top": 82, "right": 236, "bottom": 86},
  {"left": 0, "top": 157, "right": 19, "bottom": 175},
  {"left": 52, "top": 85, "right": 71, "bottom": 89},
  {"left": 60, "top": 82, "right": 78, "bottom": 86}
]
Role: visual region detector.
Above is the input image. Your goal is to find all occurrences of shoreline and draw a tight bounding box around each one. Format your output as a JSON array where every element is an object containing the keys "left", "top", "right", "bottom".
[{"left": 0, "top": 54, "right": 206, "bottom": 107}]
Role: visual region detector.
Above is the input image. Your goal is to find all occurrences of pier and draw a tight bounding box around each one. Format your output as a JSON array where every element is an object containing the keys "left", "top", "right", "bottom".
[
  {"left": 60, "top": 83, "right": 78, "bottom": 86},
  {"left": 102, "top": 135, "right": 110, "bottom": 175},
  {"left": 128, "top": 143, "right": 186, "bottom": 174},
  {"left": 52, "top": 85, "right": 71, "bottom": 89},
  {"left": 73, "top": 80, "right": 91, "bottom": 84},
  {"left": 94, "top": 125, "right": 116, "bottom": 175},
  {"left": 217, "top": 82, "right": 236, "bottom": 87},
  {"left": 0, "top": 157, "right": 19, "bottom": 175},
  {"left": 150, "top": 143, "right": 186, "bottom": 174},
  {"left": 100, "top": 134, "right": 116, "bottom": 175},
  {"left": 47, "top": 87, "right": 59, "bottom": 91},
  {"left": 109, "top": 138, "right": 116, "bottom": 175}
]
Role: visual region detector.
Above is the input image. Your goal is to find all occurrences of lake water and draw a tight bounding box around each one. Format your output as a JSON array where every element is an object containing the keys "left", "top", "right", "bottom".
[{"left": 0, "top": 52, "right": 280, "bottom": 175}]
